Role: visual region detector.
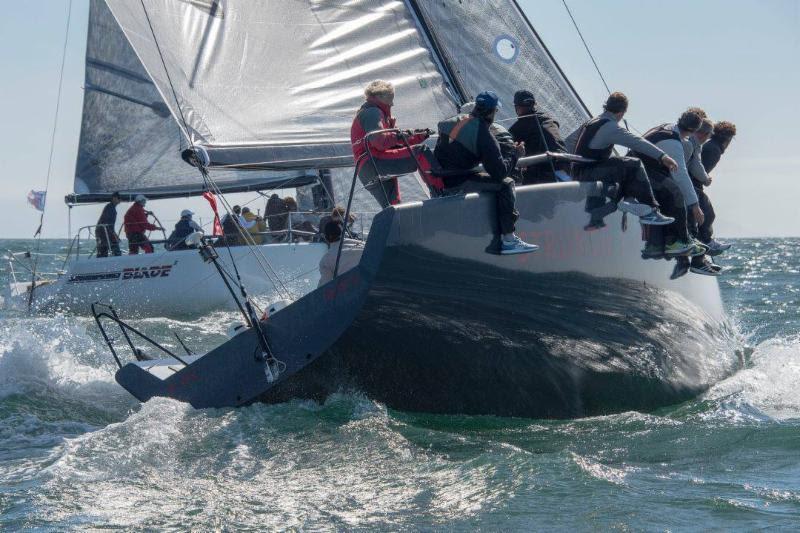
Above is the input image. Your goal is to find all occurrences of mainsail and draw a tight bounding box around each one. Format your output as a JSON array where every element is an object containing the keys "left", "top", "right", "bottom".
[
  {"left": 71, "top": 0, "right": 590, "bottom": 205},
  {"left": 99, "top": 0, "right": 458, "bottom": 171},
  {"left": 70, "top": 0, "right": 318, "bottom": 204}
]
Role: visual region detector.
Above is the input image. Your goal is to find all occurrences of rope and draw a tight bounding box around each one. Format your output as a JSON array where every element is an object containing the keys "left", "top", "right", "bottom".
[
  {"left": 28, "top": 0, "right": 73, "bottom": 309},
  {"left": 561, "top": 0, "right": 611, "bottom": 95},
  {"left": 139, "top": 0, "right": 293, "bottom": 301},
  {"left": 561, "top": 0, "right": 642, "bottom": 136}
]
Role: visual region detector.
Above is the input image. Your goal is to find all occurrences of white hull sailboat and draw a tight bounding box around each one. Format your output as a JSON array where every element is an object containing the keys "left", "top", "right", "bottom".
[
  {"left": 9, "top": 0, "right": 338, "bottom": 317},
  {"left": 6, "top": 241, "right": 325, "bottom": 316}
]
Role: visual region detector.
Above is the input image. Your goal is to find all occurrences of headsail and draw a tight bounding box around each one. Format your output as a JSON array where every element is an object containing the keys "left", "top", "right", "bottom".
[
  {"left": 411, "top": 0, "right": 591, "bottom": 132},
  {"left": 70, "top": 0, "right": 316, "bottom": 204},
  {"left": 100, "top": 0, "right": 458, "bottom": 172}
]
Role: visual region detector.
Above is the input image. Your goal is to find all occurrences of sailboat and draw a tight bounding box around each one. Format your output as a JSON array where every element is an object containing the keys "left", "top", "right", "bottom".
[
  {"left": 5, "top": 0, "right": 340, "bottom": 316},
  {"left": 90, "top": 0, "right": 737, "bottom": 418}
]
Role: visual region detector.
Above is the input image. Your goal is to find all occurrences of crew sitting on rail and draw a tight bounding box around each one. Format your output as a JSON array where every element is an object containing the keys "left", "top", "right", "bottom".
[
  {"left": 350, "top": 80, "right": 436, "bottom": 207},
  {"left": 239, "top": 207, "right": 266, "bottom": 245},
  {"left": 433, "top": 90, "right": 538, "bottom": 255},
  {"left": 96, "top": 191, "right": 121, "bottom": 258},
  {"left": 699, "top": 120, "right": 737, "bottom": 256},
  {"left": 123, "top": 194, "right": 161, "bottom": 254},
  {"left": 167, "top": 209, "right": 204, "bottom": 251},
  {"left": 317, "top": 221, "right": 364, "bottom": 287},
  {"left": 628, "top": 111, "right": 712, "bottom": 275},
  {"left": 565, "top": 92, "right": 676, "bottom": 230},
  {"left": 509, "top": 90, "right": 571, "bottom": 184},
  {"left": 220, "top": 205, "right": 242, "bottom": 246}
]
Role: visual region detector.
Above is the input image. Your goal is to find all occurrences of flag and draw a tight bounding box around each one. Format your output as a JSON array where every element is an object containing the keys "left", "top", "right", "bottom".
[
  {"left": 202, "top": 192, "right": 223, "bottom": 236},
  {"left": 27, "top": 190, "right": 46, "bottom": 212}
]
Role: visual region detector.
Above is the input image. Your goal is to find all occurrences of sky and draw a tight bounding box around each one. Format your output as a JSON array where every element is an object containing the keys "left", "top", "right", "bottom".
[{"left": 0, "top": 0, "right": 798, "bottom": 239}]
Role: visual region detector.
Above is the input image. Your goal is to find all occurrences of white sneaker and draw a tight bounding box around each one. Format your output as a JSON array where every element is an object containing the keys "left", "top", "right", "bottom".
[
  {"left": 618, "top": 199, "right": 654, "bottom": 217},
  {"left": 706, "top": 239, "right": 732, "bottom": 256},
  {"left": 500, "top": 235, "right": 539, "bottom": 255}
]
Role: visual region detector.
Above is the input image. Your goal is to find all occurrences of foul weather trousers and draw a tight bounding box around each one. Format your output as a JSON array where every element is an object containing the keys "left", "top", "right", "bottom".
[
  {"left": 445, "top": 175, "right": 519, "bottom": 235},
  {"left": 127, "top": 232, "right": 154, "bottom": 254},
  {"left": 357, "top": 144, "right": 434, "bottom": 207}
]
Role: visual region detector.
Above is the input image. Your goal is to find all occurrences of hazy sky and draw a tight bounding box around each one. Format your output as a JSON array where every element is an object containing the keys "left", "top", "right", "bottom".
[{"left": 0, "top": 0, "right": 798, "bottom": 238}]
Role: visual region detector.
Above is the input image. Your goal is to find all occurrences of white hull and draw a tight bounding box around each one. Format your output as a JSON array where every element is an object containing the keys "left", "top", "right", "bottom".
[{"left": 6, "top": 243, "right": 326, "bottom": 317}]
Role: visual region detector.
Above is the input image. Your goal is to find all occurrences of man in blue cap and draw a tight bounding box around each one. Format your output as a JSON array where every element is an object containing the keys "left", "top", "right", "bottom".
[{"left": 434, "top": 91, "right": 538, "bottom": 254}]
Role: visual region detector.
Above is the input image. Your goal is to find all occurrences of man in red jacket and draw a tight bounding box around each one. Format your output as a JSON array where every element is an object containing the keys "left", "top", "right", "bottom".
[
  {"left": 350, "top": 80, "right": 437, "bottom": 207},
  {"left": 123, "top": 194, "right": 160, "bottom": 254}
]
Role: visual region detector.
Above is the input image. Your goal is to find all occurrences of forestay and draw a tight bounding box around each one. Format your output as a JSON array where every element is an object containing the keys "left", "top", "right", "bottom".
[{"left": 101, "top": 0, "right": 458, "bottom": 173}]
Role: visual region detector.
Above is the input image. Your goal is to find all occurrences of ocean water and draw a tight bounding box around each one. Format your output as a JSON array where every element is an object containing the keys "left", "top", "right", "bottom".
[{"left": 0, "top": 238, "right": 798, "bottom": 530}]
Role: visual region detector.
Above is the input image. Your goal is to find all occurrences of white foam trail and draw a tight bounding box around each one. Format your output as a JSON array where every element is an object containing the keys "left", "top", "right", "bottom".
[
  {"left": 0, "top": 316, "right": 126, "bottom": 408},
  {"left": 704, "top": 336, "right": 800, "bottom": 420}
]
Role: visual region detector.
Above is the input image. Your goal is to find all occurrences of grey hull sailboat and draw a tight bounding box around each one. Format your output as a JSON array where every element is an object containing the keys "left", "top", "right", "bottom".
[{"left": 96, "top": 0, "right": 738, "bottom": 418}]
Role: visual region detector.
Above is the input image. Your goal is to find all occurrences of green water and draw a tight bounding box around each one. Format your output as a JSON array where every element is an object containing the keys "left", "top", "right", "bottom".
[{"left": 1, "top": 238, "right": 799, "bottom": 530}]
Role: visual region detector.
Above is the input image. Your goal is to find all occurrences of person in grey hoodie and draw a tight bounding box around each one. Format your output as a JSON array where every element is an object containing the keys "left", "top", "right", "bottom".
[
  {"left": 629, "top": 111, "right": 712, "bottom": 270},
  {"left": 566, "top": 92, "right": 676, "bottom": 229}
]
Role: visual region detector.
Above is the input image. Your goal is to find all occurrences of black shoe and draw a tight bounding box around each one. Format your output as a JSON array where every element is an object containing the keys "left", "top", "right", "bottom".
[
  {"left": 670, "top": 257, "right": 690, "bottom": 280},
  {"left": 690, "top": 257, "right": 721, "bottom": 277},
  {"left": 584, "top": 219, "right": 606, "bottom": 232}
]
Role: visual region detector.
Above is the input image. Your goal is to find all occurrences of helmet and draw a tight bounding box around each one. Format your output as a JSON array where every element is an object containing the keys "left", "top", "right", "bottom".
[
  {"left": 180, "top": 209, "right": 194, "bottom": 218},
  {"left": 134, "top": 194, "right": 147, "bottom": 204}
]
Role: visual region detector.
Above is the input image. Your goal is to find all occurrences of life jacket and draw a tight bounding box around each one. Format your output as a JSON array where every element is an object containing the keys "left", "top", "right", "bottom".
[
  {"left": 629, "top": 124, "right": 680, "bottom": 169},
  {"left": 350, "top": 99, "right": 394, "bottom": 167},
  {"left": 574, "top": 117, "right": 614, "bottom": 160},
  {"left": 437, "top": 114, "right": 481, "bottom": 157}
]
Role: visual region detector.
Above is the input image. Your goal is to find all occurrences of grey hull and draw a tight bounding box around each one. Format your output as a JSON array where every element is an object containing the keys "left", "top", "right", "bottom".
[
  {"left": 260, "top": 182, "right": 736, "bottom": 418},
  {"left": 116, "top": 182, "right": 737, "bottom": 418}
]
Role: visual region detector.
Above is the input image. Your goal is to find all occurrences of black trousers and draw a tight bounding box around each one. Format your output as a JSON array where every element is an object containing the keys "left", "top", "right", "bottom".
[
  {"left": 574, "top": 156, "right": 660, "bottom": 207},
  {"left": 96, "top": 228, "right": 121, "bottom": 258},
  {"left": 446, "top": 175, "right": 518, "bottom": 235},
  {"left": 695, "top": 187, "right": 715, "bottom": 243},
  {"left": 649, "top": 173, "right": 690, "bottom": 244}
]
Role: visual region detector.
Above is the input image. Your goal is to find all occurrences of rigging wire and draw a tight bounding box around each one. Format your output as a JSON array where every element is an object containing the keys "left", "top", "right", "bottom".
[
  {"left": 28, "top": 0, "right": 73, "bottom": 308},
  {"left": 561, "top": 0, "right": 611, "bottom": 95},
  {"left": 561, "top": 0, "right": 641, "bottom": 134},
  {"left": 138, "top": 0, "right": 292, "bottom": 301}
]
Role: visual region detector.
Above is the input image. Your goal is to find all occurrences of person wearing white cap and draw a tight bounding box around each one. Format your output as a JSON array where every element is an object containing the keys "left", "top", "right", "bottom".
[
  {"left": 123, "top": 194, "right": 161, "bottom": 254},
  {"left": 167, "top": 209, "right": 204, "bottom": 251}
]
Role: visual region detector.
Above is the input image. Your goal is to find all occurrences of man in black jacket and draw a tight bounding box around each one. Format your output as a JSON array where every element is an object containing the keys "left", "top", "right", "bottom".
[
  {"left": 434, "top": 91, "right": 538, "bottom": 255},
  {"left": 95, "top": 191, "right": 121, "bottom": 258},
  {"left": 699, "top": 121, "right": 736, "bottom": 253},
  {"left": 508, "top": 90, "right": 569, "bottom": 184}
]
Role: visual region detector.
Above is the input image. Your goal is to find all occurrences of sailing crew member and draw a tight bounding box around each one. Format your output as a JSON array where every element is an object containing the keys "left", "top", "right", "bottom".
[
  {"left": 433, "top": 90, "right": 538, "bottom": 255},
  {"left": 239, "top": 207, "right": 266, "bottom": 245},
  {"left": 508, "top": 90, "right": 570, "bottom": 184},
  {"left": 699, "top": 121, "right": 737, "bottom": 253},
  {"left": 123, "top": 194, "right": 160, "bottom": 254},
  {"left": 318, "top": 221, "right": 364, "bottom": 287},
  {"left": 167, "top": 209, "right": 203, "bottom": 251},
  {"left": 565, "top": 92, "right": 676, "bottom": 229},
  {"left": 318, "top": 206, "right": 357, "bottom": 241},
  {"left": 96, "top": 191, "right": 121, "bottom": 258},
  {"left": 629, "top": 111, "right": 713, "bottom": 275},
  {"left": 220, "top": 205, "right": 242, "bottom": 246},
  {"left": 350, "top": 80, "right": 436, "bottom": 207}
]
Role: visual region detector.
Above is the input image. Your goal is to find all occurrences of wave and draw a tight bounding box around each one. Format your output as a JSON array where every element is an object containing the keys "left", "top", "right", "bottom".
[{"left": 702, "top": 335, "right": 800, "bottom": 421}]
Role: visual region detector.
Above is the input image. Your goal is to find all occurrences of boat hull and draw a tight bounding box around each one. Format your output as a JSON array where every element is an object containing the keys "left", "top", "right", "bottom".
[
  {"left": 264, "top": 182, "right": 737, "bottom": 417},
  {"left": 7, "top": 242, "right": 326, "bottom": 317}
]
